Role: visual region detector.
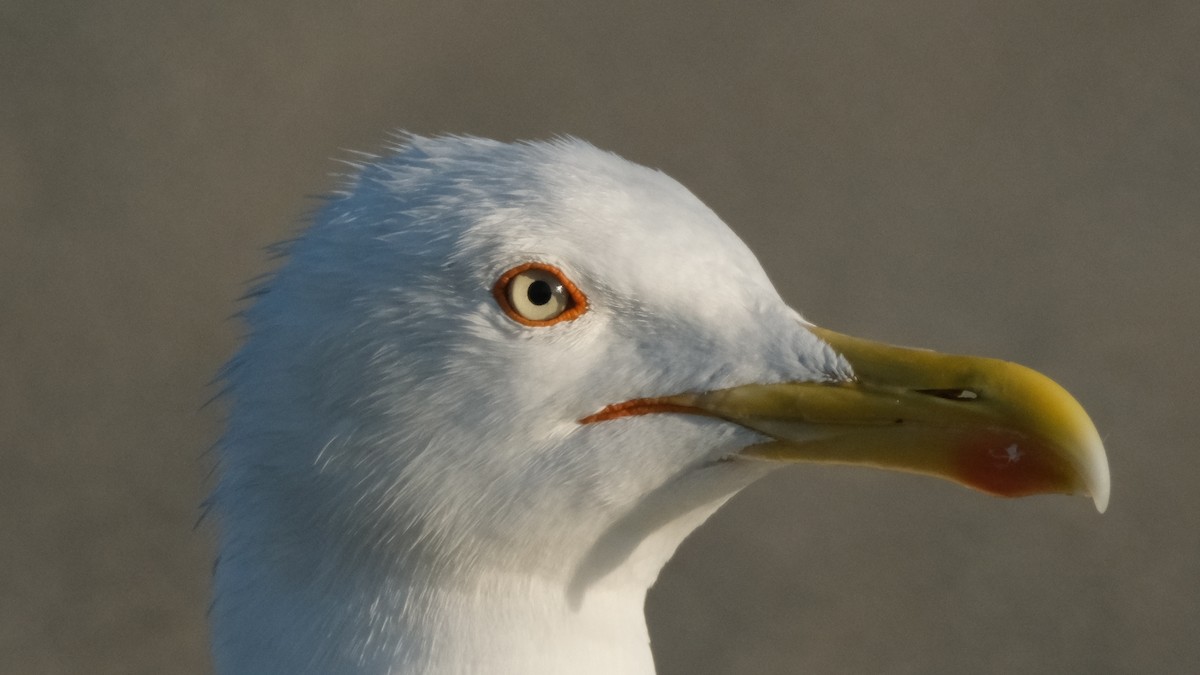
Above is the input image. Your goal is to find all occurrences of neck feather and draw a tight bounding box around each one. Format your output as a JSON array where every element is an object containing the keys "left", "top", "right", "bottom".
[{"left": 211, "top": 461, "right": 771, "bottom": 674}]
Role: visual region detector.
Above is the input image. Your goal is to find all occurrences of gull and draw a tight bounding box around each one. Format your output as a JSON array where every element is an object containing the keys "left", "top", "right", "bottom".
[{"left": 209, "top": 134, "right": 1109, "bottom": 674}]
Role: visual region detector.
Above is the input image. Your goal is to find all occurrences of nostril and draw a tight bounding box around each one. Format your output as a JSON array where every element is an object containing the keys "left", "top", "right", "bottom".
[{"left": 917, "top": 388, "right": 979, "bottom": 401}]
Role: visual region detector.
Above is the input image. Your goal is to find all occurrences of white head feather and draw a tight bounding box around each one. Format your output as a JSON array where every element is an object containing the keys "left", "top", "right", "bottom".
[{"left": 211, "top": 135, "right": 857, "bottom": 674}]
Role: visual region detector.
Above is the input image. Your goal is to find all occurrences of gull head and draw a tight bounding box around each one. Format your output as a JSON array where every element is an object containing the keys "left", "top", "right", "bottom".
[{"left": 210, "top": 135, "right": 1108, "bottom": 674}]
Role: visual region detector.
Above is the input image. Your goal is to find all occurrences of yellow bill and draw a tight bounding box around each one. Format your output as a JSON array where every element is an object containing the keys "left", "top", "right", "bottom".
[{"left": 663, "top": 326, "right": 1110, "bottom": 512}]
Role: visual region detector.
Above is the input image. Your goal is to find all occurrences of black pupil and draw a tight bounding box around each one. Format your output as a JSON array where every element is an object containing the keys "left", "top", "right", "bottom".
[{"left": 527, "top": 280, "right": 555, "bottom": 306}]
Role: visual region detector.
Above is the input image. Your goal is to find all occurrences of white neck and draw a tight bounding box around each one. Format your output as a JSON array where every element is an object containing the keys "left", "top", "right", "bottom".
[
  {"left": 400, "top": 574, "right": 658, "bottom": 675},
  {"left": 211, "top": 461, "right": 772, "bottom": 675}
]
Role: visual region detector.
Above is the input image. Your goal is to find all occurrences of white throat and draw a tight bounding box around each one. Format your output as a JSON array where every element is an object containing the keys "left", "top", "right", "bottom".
[{"left": 211, "top": 459, "right": 771, "bottom": 675}]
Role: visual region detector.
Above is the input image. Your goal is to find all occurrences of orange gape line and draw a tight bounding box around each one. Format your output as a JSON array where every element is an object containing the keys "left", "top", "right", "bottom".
[{"left": 578, "top": 398, "right": 707, "bottom": 424}]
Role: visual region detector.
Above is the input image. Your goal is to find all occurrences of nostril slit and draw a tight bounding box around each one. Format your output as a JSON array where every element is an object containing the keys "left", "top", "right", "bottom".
[{"left": 917, "top": 388, "right": 979, "bottom": 401}]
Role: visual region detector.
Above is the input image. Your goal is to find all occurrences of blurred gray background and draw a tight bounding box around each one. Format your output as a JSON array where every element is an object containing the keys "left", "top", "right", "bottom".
[{"left": 3, "top": 1, "right": 1197, "bottom": 673}]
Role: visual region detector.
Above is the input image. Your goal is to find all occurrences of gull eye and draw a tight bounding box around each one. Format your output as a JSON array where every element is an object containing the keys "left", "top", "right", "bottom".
[{"left": 493, "top": 263, "right": 588, "bottom": 326}]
